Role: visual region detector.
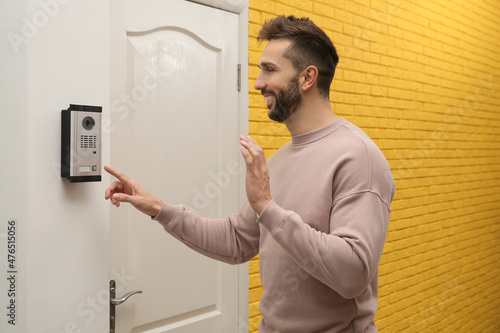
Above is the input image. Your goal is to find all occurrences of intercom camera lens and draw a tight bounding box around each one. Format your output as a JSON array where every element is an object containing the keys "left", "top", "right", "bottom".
[{"left": 82, "top": 116, "right": 95, "bottom": 130}]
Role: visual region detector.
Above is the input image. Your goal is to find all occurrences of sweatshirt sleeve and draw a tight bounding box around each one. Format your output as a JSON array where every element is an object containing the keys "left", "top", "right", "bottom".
[
  {"left": 152, "top": 200, "right": 260, "bottom": 264},
  {"left": 257, "top": 191, "right": 391, "bottom": 299}
]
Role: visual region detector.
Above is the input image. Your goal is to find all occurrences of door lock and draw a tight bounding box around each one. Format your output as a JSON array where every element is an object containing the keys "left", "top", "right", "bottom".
[{"left": 109, "top": 279, "right": 143, "bottom": 333}]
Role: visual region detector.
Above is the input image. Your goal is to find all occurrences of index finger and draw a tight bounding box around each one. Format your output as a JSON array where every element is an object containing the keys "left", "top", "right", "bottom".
[{"left": 104, "top": 165, "right": 131, "bottom": 183}]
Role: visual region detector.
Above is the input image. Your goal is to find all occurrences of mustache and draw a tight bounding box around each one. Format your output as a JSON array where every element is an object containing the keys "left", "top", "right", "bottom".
[{"left": 260, "top": 89, "right": 276, "bottom": 97}]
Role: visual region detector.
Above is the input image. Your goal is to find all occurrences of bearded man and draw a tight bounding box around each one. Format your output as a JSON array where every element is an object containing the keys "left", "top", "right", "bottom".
[{"left": 105, "top": 15, "right": 395, "bottom": 333}]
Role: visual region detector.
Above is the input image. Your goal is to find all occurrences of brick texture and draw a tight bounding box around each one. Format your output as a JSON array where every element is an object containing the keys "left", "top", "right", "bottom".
[{"left": 248, "top": 0, "right": 500, "bottom": 332}]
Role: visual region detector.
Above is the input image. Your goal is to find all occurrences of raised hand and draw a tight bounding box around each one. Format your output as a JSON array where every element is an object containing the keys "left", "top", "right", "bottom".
[{"left": 240, "top": 136, "right": 272, "bottom": 215}]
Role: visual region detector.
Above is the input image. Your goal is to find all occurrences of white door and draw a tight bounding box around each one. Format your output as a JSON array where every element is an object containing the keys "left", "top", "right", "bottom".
[{"left": 110, "top": 1, "right": 243, "bottom": 332}]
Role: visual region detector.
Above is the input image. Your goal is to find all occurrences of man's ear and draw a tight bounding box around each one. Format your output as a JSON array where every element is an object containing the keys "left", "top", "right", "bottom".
[{"left": 300, "top": 66, "right": 319, "bottom": 92}]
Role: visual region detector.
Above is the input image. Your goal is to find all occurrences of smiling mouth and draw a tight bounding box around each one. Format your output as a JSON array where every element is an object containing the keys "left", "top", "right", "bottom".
[{"left": 264, "top": 95, "right": 275, "bottom": 108}]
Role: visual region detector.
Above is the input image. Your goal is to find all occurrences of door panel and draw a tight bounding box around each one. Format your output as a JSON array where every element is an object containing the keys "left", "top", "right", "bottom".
[{"left": 110, "top": 1, "right": 240, "bottom": 332}]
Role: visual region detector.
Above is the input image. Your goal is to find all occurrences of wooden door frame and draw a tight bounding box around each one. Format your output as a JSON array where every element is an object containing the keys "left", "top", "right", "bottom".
[{"left": 233, "top": 4, "right": 251, "bottom": 333}]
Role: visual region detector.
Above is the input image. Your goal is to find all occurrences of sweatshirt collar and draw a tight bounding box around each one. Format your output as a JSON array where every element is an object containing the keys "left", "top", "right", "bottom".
[{"left": 291, "top": 117, "right": 346, "bottom": 146}]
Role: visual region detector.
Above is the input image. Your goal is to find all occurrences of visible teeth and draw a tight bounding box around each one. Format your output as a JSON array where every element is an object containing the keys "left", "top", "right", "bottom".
[{"left": 265, "top": 96, "right": 273, "bottom": 101}]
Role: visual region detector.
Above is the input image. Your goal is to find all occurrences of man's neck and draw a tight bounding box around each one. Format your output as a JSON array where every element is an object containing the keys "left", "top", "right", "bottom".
[{"left": 284, "top": 99, "right": 338, "bottom": 136}]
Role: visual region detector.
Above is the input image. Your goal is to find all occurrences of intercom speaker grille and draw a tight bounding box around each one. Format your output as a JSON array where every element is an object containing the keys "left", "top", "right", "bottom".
[{"left": 80, "top": 135, "right": 97, "bottom": 149}]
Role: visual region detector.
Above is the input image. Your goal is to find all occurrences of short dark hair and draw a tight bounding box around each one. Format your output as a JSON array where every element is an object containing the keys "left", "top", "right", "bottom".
[{"left": 257, "top": 15, "right": 339, "bottom": 99}]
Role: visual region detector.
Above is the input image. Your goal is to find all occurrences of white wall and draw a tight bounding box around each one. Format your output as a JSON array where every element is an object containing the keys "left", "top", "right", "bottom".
[
  {"left": 1, "top": 0, "right": 110, "bottom": 332},
  {"left": 0, "top": 0, "right": 28, "bottom": 332}
]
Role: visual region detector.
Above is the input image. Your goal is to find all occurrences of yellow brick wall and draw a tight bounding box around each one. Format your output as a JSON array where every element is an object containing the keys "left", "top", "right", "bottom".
[{"left": 248, "top": 0, "right": 500, "bottom": 332}]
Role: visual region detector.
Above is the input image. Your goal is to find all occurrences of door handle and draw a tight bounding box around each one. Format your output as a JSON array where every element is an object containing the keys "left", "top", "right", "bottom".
[
  {"left": 111, "top": 289, "right": 143, "bottom": 305},
  {"left": 110, "top": 279, "right": 142, "bottom": 333}
]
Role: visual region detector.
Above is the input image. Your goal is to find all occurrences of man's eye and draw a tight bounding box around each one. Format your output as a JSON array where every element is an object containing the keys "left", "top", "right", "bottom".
[{"left": 266, "top": 68, "right": 274, "bottom": 73}]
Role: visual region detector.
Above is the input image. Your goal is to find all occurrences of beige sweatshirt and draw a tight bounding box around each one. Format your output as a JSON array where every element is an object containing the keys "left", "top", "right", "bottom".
[{"left": 153, "top": 117, "right": 395, "bottom": 332}]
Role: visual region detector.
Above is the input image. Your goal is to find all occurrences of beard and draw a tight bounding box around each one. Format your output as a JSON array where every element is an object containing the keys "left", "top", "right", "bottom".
[{"left": 265, "top": 74, "right": 303, "bottom": 123}]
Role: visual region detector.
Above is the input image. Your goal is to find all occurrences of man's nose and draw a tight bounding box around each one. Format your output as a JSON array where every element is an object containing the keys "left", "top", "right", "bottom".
[{"left": 254, "top": 73, "right": 265, "bottom": 91}]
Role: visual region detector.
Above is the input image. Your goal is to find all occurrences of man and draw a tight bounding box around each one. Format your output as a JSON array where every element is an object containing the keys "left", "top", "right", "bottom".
[{"left": 105, "top": 15, "right": 395, "bottom": 332}]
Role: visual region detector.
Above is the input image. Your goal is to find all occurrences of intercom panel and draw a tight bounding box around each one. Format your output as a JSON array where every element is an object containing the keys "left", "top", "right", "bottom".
[{"left": 61, "top": 104, "right": 102, "bottom": 182}]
